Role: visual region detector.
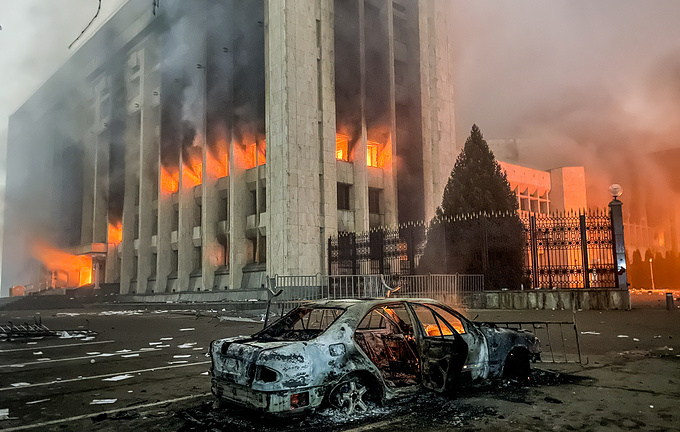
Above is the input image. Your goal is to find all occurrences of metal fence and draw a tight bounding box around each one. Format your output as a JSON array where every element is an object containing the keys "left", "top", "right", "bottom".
[
  {"left": 329, "top": 209, "right": 618, "bottom": 290},
  {"left": 490, "top": 320, "right": 582, "bottom": 364},
  {"left": 266, "top": 273, "right": 484, "bottom": 317},
  {"left": 523, "top": 211, "right": 616, "bottom": 289}
]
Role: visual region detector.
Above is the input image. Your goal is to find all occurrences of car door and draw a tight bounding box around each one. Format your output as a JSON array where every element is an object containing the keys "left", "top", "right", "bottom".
[
  {"left": 408, "top": 303, "right": 468, "bottom": 393},
  {"left": 424, "top": 303, "right": 490, "bottom": 381}
]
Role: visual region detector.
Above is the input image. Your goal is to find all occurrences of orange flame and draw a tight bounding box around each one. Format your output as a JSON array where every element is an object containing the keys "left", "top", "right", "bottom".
[
  {"left": 161, "top": 166, "right": 179, "bottom": 194},
  {"left": 336, "top": 134, "right": 349, "bottom": 161},
  {"left": 31, "top": 240, "right": 92, "bottom": 287},
  {"left": 335, "top": 132, "right": 391, "bottom": 168},
  {"left": 183, "top": 145, "right": 203, "bottom": 187},
  {"left": 235, "top": 136, "right": 266, "bottom": 170},
  {"left": 206, "top": 137, "right": 229, "bottom": 179},
  {"left": 108, "top": 221, "right": 123, "bottom": 245}
]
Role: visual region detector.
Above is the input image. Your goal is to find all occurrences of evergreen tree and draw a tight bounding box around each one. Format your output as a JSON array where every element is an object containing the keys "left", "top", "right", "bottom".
[
  {"left": 419, "top": 125, "right": 525, "bottom": 290},
  {"left": 437, "top": 124, "right": 518, "bottom": 217}
]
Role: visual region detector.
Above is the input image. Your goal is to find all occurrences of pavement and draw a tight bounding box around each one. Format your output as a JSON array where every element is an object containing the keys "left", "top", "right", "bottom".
[{"left": 0, "top": 296, "right": 678, "bottom": 431}]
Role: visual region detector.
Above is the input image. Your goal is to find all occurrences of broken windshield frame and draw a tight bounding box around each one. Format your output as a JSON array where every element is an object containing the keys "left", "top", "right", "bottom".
[{"left": 253, "top": 307, "right": 346, "bottom": 342}]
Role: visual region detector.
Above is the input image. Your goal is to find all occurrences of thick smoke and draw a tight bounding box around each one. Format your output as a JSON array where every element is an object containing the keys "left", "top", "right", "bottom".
[
  {"left": 160, "top": 0, "right": 265, "bottom": 173},
  {"left": 450, "top": 0, "right": 680, "bottom": 236}
]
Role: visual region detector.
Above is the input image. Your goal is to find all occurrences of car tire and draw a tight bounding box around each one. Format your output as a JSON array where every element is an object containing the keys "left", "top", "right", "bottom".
[
  {"left": 503, "top": 348, "right": 531, "bottom": 381},
  {"left": 329, "top": 376, "right": 370, "bottom": 415}
]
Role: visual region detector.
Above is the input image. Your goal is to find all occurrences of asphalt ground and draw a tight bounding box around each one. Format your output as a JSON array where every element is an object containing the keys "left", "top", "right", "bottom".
[
  {"left": 0, "top": 309, "right": 262, "bottom": 431},
  {"left": 0, "top": 299, "right": 678, "bottom": 431}
]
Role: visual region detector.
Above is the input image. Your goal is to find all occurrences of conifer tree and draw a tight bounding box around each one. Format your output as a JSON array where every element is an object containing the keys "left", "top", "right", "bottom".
[
  {"left": 437, "top": 124, "right": 518, "bottom": 217},
  {"left": 419, "top": 125, "right": 525, "bottom": 290}
]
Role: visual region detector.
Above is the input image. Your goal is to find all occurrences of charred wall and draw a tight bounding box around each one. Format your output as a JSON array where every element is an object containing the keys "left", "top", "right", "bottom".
[{"left": 393, "top": 0, "right": 424, "bottom": 223}]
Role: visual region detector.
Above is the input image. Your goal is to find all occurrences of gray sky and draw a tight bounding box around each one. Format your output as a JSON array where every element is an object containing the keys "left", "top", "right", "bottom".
[{"left": 450, "top": 0, "right": 680, "bottom": 214}]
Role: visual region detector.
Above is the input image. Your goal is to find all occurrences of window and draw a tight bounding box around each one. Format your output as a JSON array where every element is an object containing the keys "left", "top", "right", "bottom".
[
  {"left": 410, "top": 304, "right": 456, "bottom": 338},
  {"left": 256, "top": 307, "right": 345, "bottom": 342},
  {"left": 369, "top": 188, "right": 381, "bottom": 214},
  {"left": 426, "top": 304, "right": 466, "bottom": 334},
  {"left": 367, "top": 142, "right": 379, "bottom": 167},
  {"left": 260, "top": 186, "right": 266, "bottom": 212},
  {"left": 337, "top": 183, "right": 351, "bottom": 210},
  {"left": 150, "top": 253, "right": 157, "bottom": 278},
  {"left": 172, "top": 203, "right": 179, "bottom": 231},
  {"left": 194, "top": 246, "right": 202, "bottom": 271},
  {"left": 336, "top": 134, "right": 349, "bottom": 161}
]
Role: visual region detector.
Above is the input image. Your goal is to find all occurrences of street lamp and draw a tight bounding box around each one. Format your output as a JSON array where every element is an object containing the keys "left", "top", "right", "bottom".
[
  {"left": 609, "top": 184, "right": 623, "bottom": 200},
  {"left": 649, "top": 258, "right": 655, "bottom": 290}
]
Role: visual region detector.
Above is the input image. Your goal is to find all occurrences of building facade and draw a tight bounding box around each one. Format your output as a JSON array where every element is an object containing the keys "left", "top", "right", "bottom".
[{"left": 2, "top": 0, "right": 455, "bottom": 295}]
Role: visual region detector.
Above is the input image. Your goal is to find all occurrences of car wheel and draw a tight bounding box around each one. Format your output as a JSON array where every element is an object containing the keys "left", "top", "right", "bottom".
[
  {"left": 329, "top": 377, "right": 370, "bottom": 415},
  {"left": 503, "top": 349, "right": 531, "bottom": 380}
]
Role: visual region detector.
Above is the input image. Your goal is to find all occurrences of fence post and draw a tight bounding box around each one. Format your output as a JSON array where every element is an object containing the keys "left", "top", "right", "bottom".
[
  {"left": 328, "top": 237, "right": 333, "bottom": 276},
  {"left": 351, "top": 232, "right": 358, "bottom": 275},
  {"left": 579, "top": 213, "right": 590, "bottom": 289},
  {"left": 408, "top": 227, "right": 415, "bottom": 275},
  {"left": 530, "top": 215, "right": 539, "bottom": 288},
  {"left": 378, "top": 230, "right": 385, "bottom": 275},
  {"left": 443, "top": 221, "right": 448, "bottom": 273},
  {"left": 609, "top": 198, "right": 628, "bottom": 290},
  {"left": 481, "top": 216, "right": 489, "bottom": 282}
]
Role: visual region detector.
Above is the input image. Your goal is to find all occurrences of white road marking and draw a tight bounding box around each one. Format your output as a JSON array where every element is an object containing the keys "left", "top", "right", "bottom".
[
  {"left": 25, "top": 399, "right": 50, "bottom": 405},
  {"left": 0, "top": 393, "right": 211, "bottom": 431},
  {"left": 0, "top": 340, "right": 114, "bottom": 353},
  {"left": 0, "top": 348, "right": 160, "bottom": 368},
  {"left": 0, "top": 361, "right": 210, "bottom": 392},
  {"left": 102, "top": 374, "right": 134, "bottom": 382},
  {"left": 90, "top": 399, "right": 117, "bottom": 405}
]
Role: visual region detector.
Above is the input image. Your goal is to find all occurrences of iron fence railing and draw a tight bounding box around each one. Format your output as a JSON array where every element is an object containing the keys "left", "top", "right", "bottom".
[
  {"left": 487, "top": 320, "right": 582, "bottom": 364},
  {"left": 265, "top": 273, "right": 484, "bottom": 320},
  {"left": 329, "top": 209, "right": 618, "bottom": 290}
]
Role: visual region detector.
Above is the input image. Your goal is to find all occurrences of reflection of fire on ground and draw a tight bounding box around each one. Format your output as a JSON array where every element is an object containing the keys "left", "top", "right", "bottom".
[{"left": 30, "top": 240, "right": 93, "bottom": 289}]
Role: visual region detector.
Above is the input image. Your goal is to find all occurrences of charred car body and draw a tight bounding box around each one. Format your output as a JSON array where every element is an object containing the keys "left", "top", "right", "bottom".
[{"left": 210, "top": 299, "right": 540, "bottom": 415}]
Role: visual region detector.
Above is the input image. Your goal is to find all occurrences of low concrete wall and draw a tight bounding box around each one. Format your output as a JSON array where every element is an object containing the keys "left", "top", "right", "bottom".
[
  {"left": 118, "top": 288, "right": 268, "bottom": 304},
  {"left": 464, "top": 289, "right": 631, "bottom": 311}
]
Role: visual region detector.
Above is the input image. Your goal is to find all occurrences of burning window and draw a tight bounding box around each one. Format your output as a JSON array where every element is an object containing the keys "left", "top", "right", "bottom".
[
  {"left": 367, "top": 142, "right": 379, "bottom": 167},
  {"left": 108, "top": 222, "right": 123, "bottom": 245},
  {"left": 243, "top": 141, "right": 267, "bottom": 169},
  {"left": 336, "top": 134, "right": 349, "bottom": 161}
]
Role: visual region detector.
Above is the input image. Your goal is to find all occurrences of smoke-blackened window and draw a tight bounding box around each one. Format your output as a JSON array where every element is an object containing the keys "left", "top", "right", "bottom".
[{"left": 337, "top": 183, "right": 351, "bottom": 210}]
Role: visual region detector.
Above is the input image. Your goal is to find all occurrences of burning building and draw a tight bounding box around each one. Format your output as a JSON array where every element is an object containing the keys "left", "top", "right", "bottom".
[{"left": 1, "top": 0, "right": 455, "bottom": 295}]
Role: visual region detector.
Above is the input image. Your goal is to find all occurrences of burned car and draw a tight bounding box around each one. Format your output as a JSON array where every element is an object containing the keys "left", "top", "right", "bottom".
[{"left": 210, "top": 299, "right": 540, "bottom": 415}]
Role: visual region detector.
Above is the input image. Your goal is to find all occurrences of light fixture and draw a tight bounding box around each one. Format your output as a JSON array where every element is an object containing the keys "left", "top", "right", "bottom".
[{"left": 609, "top": 184, "right": 623, "bottom": 199}]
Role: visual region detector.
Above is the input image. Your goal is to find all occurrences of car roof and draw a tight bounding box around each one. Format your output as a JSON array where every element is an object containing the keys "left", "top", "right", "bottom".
[{"left": 297, "top": 298, "right": 441, "bottom": 309}]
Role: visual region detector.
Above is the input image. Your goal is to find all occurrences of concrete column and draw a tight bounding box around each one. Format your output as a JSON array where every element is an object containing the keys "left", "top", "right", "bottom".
[
  {"left": 609, "top": 198, "right": 628, "bottom": 290},
  {"left": 93, "top": 131, "right": 110, "bottom": 244},
  {"left": 137, "top": 41, "right": 160, "bottom": 293},
  {"left": 177, "top": 11, "right": 207, "bottom": 292},
  {"left": 156, "top": 179, "right": 175, "bottom": 292},
  {"left": 80, "top": 137, "right": 95, "bottom": 245},
  {"left": 228, "top": 143, "right": 249, "bottom": 289},
  {"left": 265, "top": 0, "right": 326, "bottom": 276},
  {"left": 318, "top": 0, "right": 338, "bottom": 274},
  {"left": 383, "top": 1, "right": 399, "bottom": 227},
  {"left": 352, "top": 0, "right": 369, "bottom": 233},
  {"left": 119, "top": 110, "right": 140, "bottom": 294},
  {"left": 418, "top": 0, "right": 455, "bottom": 222}
]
